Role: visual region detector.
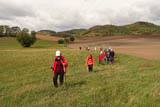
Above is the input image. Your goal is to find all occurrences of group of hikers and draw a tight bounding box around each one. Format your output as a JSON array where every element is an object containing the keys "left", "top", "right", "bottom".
[{"left": 51, "top": 48, "right": 115, "bottom": 88}]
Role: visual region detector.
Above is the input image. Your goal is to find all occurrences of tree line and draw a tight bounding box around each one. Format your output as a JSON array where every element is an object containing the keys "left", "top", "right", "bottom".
[{"left": 0, "top": 25, "right": 21, "bottom": 37}]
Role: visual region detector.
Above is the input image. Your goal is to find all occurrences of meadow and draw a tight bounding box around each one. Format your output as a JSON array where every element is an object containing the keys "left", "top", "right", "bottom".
[{"left": 0, "top": 37, "right": 160, "bottom": 107}]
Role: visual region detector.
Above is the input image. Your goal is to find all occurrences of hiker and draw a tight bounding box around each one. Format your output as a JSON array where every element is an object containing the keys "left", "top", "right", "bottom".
[
  {"left": 79, "top": 46, "right": 82, "bottom": 50},
  {"left": 102, "top": 50, "right": 107, "bottom": 61},
  {"left": 100, "top": 49, "right": 103, "bottom": 55},
  {"left": 98, "top": 52, "right": 103, "bottom": 64},
  {"left": 86, "top": 54, "right": 95, "bottom": 72},
  {"left": 94, "top": 47, "right": 97, "bottom": 51},
  {"left": 110, "top": 49, "right": 115, "bottom": 64},
  {"left": 88, "top": 47, "right": 90, "bottom": 51},
  {"left": 52, "top": 50, "right": 68, "bottom": 88},
  {"left": 106, "top": 48, "right": 110, "bottom": 64},
  {"left": 100, "top": 48, "right": 103, "bottom": 51}
]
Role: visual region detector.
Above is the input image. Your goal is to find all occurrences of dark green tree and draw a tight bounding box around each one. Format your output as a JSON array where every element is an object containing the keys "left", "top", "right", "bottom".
[
  {"left": 58, "top": 39, "right": 64, "bottom": 44},
  {"left": 16, "top": 30, "right": 37, "bottom": 47},
  {"left": 70, "top": 36, "right": 75, "bottom": 42}
]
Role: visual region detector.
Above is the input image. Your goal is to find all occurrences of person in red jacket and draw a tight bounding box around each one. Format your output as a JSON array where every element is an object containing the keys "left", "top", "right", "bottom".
[
  {"left": 98, "top": 53, "right": 103, "bottom": 64},
  {"left": 86, "top": 54, "right": 95, "bottom": 72},
  {"left": 52, "top": 50, "right": 68, "bottom": 88}
]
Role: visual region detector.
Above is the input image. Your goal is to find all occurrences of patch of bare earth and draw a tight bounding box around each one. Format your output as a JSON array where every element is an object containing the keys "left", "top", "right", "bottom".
[
  {"left": 36, "top": 34, "right": 62, "bottom": 41},
  {"left": 69, "top": 35, "right": 160, "bottom": 60}
]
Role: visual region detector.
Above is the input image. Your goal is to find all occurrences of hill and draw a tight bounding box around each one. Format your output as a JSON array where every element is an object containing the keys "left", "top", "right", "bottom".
[
  {"left": 2, "top": 21, "right": 160, "bottom": 38},
  {"left": 80, "top": 21, "right": 160, "bottom": 36},
  {"left": 1, "top": 38, "right": 160, "bottom": 106},
  {"left": 36, "top": 30, "right": 57, "bottom": 36},
  {"left": 56, "top": 29, "right": 87, "bottom": 37},
  {"left": 37, "top": 29, "right": 87, "bottom": 37},
  {"left": 37, "top": 21, "right": 160, "bottom": 37}
]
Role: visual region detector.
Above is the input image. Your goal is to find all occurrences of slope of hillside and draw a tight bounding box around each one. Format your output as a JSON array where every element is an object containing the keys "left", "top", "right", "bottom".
[
  {"left": 80, "top": 21, "right": 160, "bottom": 37},
  {"left": 1, "top": 38, "right": 160, "bottom": 106},
  {"left": 36, "top": 21, "right": 160, "bottom": 37}
]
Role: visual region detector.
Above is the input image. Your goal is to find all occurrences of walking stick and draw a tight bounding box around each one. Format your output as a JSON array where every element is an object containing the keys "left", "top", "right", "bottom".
[
  {"left": 63, "top": 63, "right": 67, "bottom": 87},
  {"left": 64, "top": 73, "right": 67, "bottom": 87}
]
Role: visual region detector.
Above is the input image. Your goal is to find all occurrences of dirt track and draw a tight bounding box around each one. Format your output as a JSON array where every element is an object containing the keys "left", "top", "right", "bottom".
[{"left": 68, "top": 35, "right": 160, "bottom": 60}]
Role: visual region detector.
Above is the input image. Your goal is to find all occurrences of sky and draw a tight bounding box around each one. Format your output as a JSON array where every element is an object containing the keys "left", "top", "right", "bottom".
[{"left": 0, "top": 0, "right": 160, "bottom": 31}]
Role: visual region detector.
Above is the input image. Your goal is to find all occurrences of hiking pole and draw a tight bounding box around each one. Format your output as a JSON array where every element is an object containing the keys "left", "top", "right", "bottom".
[{"left": 64, "top": 73, "right": 67, "bottom": 87}]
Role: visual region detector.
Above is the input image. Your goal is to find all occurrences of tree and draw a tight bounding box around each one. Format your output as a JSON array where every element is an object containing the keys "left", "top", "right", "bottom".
[
  {"left": 31, "top": 31, "right": 36, "bottom": 36},
  {"left": 16, "top": 30, "right": 37, "bottom": 47},
  {"left": 58, "top": 39, "right": 64, "bottom": 44},
  {"left": 70, "top": 36, "right": 75, "bottom": 42},
  {"left": 11, "top": 26, "right": 21, "bottom": 37},
  {"left": 22, "top": 28, "right": 29, "bottom": 33}
]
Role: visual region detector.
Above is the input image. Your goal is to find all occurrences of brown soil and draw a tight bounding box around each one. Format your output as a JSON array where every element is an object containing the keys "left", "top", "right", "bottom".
[
  {"left": 69, "top": 35, "right": 160, "bottom": 60},
  {"left": 36, "top": 34, "right": 62, "bottom": 41}
]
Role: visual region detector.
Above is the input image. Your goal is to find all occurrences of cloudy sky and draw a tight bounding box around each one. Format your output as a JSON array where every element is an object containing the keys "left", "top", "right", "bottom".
[{"left": 0, "top": 0, "right": 160, "bottom": 31}]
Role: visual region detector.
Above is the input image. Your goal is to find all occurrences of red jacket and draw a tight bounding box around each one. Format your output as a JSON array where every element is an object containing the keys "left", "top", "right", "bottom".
[
  {"left": 98, "top": 54, "right": 103, "bottom": 61},
  {"left": 52, "top": 56, "right": 68, "bottom": 75},
  {"left": 86, "top": 56, "right": 95, "bottom": 65}
]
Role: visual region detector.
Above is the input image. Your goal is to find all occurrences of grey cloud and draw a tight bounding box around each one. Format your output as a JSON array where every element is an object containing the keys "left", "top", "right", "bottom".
[
  {"left": 148, "top": 4, "right": 160, "bottom": 22},
  {"left": 1, "top": 0, "right": 160, "bottom": 32},
  {"left": 0, "top": 2, "right": 35, "bottom": 20}
]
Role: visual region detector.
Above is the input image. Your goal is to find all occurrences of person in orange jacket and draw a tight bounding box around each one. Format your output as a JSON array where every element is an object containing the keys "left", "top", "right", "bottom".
[
  {"left": 86, "top": 54, "right": 95, "bottom": 72},
  {"left": 52, "top": 50, "right": 68, "bottom": 88}
]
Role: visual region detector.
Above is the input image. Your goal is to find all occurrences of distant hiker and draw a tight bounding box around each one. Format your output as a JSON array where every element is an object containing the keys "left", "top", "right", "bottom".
[
  {"left": 98, "top": 53, "right": 103, "bottom": 64},
  {"left": 102, "top": 51, "right": 107, "bottom": 61},
  {"left": 100, "top": 48, "right": 103, "bottom": 51},
  {"left": 86, "top": 47, "right": 88, "bottom": 51},
  {"left": 79, "top": 46, "right": 82, "bottom": 50},
  {"left": 88, "top": 47, "right": 90, "bottom": 51},
  {"left": 52, "top": 50, "right": 68, "bottom": 88},
  {"left": 106, "top": 48, "right": 110, "bottom": 64},
  {"left": 94, "top": 47, "right": 97, "bottom": 51},
  {"left": 110, "top": 49, "right": 115, "bottom": 64},
  {"left": 86, "top": 54, "right": 95, "bottom": 72}
]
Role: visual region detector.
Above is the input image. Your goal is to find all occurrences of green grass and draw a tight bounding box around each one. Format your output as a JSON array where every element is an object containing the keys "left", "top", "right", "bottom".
[
  {"left": 0, "top": 37, "right": 65, "bottom": 49},
  {"left": 0, "top": 37, "right": 160, "bottom": 107}
]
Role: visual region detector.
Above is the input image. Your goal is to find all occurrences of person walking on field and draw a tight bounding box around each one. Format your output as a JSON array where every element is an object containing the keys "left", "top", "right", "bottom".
[
  {"left": 98, "top": 53, "right": 103, "bottom": 64},
  {"left": 86, "top": 54, "right": 95, "bottom": 72},
  {"left": 106, "top": 48, "right": 110, "bottom": 64},
  {"left": 52, "top": 50, "right": 68, "bottom": 88},
  {"left": 110, "top": 49, "right": 115, "bottom": 64}
]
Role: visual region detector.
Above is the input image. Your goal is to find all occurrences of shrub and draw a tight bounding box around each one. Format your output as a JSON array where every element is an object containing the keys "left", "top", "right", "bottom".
[
  {"left": 58, "top": 39, "right": 64, "bottom": 44},
  {"left": 70, "top": 36, "right": 75, "bottom": 42},
  {"left": 16, "top": 30, "right": 37, "bottom": 47}
]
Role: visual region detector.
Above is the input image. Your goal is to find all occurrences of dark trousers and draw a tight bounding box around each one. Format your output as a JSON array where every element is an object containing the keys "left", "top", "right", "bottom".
[
  {"left": 107, "top": 57, "right": 110, "bottom": 64},
  {"left": 53, "top": 71, "right": 64, "bottom": 87},
  {"left": 88, "top": 64, "right": 93, "bottom": 72},
  {"left": 99, "top": 60, "right": 102, "bottom": 64},
  {"left": 110, "top": 56, "right": 114, "bottom": 64}
]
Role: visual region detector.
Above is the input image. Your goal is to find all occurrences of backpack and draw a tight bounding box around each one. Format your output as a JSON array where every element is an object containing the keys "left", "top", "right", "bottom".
[{"left": 107, "top": 51, "right": 110, "bottom": 57}]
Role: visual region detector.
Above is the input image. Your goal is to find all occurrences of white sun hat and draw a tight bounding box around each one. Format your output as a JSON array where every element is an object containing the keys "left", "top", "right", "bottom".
[{"left": 56, "top": 50, "right": 61, "bottom": 56}]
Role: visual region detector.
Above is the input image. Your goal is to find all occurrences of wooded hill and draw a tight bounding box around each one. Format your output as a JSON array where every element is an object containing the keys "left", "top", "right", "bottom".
[
  {"left": 37, "top": 21, "right": 160, "bottom": 37},
  {"left": 1, "top": 21, "right": 160, "bottom": 38}
]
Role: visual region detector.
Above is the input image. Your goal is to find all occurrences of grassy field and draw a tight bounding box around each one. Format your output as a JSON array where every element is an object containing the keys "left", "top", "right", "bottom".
[
  {"left": 0, "top": 37, "right": 65, "bottom": 49},
  {"left": 0, "top": 37, "right": 160, "bottom": 107}
]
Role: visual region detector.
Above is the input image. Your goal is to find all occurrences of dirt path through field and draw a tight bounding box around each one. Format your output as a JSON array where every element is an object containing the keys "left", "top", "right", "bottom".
[{"left": 69, "top": 35, "right": 160, "bottom": 60}]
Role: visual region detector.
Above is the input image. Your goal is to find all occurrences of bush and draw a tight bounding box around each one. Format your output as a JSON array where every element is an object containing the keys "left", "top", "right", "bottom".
[
  {"left": 58, "top": 39, "right": 64, "bottom": 44},
  {"left": 16, "top": 30, "right": 37, "bottom": 47},
  {"left": 70, "top": 36, "right": 75, "bottom": 42}
]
